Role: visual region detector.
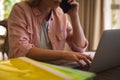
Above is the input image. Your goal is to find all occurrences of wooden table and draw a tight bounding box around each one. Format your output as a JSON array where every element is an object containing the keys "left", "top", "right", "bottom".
[{"left": 94, "top": 66, "right": 120, "bottom": 80}]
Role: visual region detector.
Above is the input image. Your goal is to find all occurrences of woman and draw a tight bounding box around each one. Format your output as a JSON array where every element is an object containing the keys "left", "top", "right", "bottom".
[{"left": 8, "top": 0, "right": 91, "bottom": 67}]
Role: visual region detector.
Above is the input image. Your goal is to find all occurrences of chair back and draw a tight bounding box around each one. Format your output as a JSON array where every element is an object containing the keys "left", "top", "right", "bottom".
[{"left": 0, "top": 20, "right": 9, "bottom": 60}]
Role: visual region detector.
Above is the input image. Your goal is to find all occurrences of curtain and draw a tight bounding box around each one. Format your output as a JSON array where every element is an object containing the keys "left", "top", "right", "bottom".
[{"left": 78, "top": 0, "right": 105, "bottom": 51}]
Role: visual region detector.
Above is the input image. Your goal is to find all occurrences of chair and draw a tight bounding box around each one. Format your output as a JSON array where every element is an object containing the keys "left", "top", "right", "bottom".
[{"left": 0, "top": 20, "right": 8, "bottom": 60}]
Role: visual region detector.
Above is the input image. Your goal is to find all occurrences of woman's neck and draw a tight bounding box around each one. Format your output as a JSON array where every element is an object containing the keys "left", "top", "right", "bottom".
[{"left": 38, "top": 2, "right": 52, "bottom": 20}]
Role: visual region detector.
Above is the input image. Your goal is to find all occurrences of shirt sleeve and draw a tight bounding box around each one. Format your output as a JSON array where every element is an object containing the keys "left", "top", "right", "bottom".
[
  {"left": 66, "top": 20, "right": 88, "bottom": 53},
  {"left": 8, "top": 3, "right": 34, "bottom": 58}
]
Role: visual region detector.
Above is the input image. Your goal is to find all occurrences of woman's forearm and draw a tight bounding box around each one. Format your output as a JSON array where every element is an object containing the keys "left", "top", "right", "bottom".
[
  {"left": 27, "top": 47, "right": 64, "bottom": 61},
  {"left": 70, "top": 13, "right": 87, "bottom": 48},
  {"left": 27, "top": 47, "right": 92, "bottom": 66}
]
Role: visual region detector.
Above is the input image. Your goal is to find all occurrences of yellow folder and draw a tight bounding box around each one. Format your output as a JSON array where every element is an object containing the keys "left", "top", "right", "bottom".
[{"left": 0, "top": 57, "right": 95, "bottom": 80}]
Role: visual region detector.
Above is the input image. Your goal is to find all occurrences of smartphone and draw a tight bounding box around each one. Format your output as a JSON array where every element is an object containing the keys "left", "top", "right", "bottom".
[{"left": 60, "top": 0, "right": 72, "bottom": 13}]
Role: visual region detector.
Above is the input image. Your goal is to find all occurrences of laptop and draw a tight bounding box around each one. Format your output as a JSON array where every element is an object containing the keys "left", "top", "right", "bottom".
[{"left": 66, "top": 29, "right": 120, "bottom": 73}]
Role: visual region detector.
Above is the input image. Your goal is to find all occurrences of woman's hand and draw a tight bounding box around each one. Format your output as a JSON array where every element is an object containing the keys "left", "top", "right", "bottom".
[
  {"left": 67, "top": 0, "right": 79, "bottom": 16},
  {"left": 62, "top": 51, "right": 92, "bottom": 67}
]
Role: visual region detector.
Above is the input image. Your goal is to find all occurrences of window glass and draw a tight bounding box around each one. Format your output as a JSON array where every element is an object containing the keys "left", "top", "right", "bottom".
[
  {"left": 0, "top": 0, "right": 4, "bottom": 20},
  {"left": 4, "top": 0, "right": 21, "bottom": 19},
  {"left": 104, "top": 0, "right": 120, "bottom": 30}
]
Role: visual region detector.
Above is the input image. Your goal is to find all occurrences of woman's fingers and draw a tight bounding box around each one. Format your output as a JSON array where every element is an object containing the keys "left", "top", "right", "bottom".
[
  {"left": 74, "top": 54, "right": 92, "bottom": 67},
  {"left": 64, "top": 51, "right": 92, "bottom": 67},
  {"left": 81, "top": 56, "right": 91, "bottom": 66},
  {"left": 82, "top": 54, "right": 93, "bottom": 61},
  {"left": 68, "top": 0, "right": 76, "bottom": 3},
  {"left": 73, "top": 54, "right": 84, "bottom": 67}
]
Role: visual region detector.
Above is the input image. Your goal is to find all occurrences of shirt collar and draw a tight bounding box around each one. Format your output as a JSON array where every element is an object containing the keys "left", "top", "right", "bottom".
[
  {"left": 32, "top": 7, "right": 54, "bottom": 21},
  {"left": 32, "top": 7, "right": 42, "bottom": 16}
]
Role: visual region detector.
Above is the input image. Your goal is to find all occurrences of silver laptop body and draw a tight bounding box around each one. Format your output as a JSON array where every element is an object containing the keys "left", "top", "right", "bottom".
[{"left": 89, "top": 29, "right": 120, "bottom": 73}]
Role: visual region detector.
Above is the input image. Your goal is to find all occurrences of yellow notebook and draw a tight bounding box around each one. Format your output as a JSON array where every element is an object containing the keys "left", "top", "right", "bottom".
[{"left": 0, "top": 57, "right": 95, "bottom": 80}]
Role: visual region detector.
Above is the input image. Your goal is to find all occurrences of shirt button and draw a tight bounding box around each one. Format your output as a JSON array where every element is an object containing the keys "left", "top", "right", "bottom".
[{"left": 51, "top": 18, "right": 53, "bottom": 21}]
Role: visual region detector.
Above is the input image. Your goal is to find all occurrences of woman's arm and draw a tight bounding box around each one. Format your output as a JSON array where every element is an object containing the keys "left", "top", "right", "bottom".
[
  {"left": 67, "top": 0, "right": 88, "bottom": 49},
  {"left": 27, "top": 47, "right": 92, "bottom": 67}
]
